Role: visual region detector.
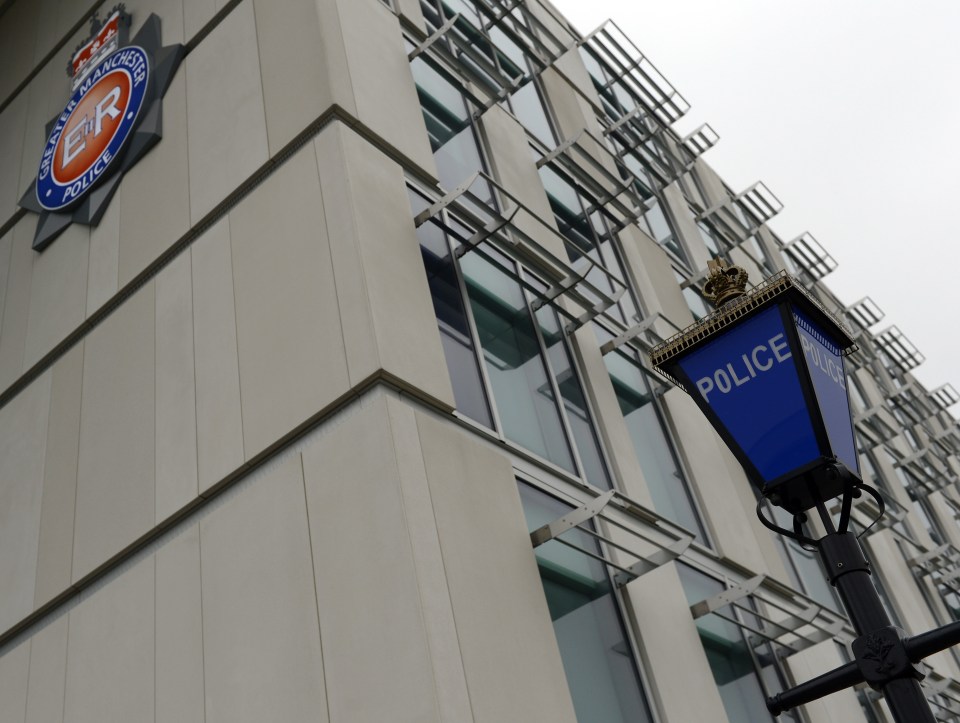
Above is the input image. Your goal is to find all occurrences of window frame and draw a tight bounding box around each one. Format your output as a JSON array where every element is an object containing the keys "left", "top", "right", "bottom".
[{"left": 517, "top": 476, "right": 663, "bottom": 723}]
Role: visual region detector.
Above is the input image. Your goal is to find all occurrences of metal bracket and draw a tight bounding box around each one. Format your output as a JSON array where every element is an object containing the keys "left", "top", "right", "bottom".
[
  {"left": 529, "top": 488, "right": 695, "bottom": 588},
  {"left": 415, "top": 171, "right": 627, "bottom": 334}
]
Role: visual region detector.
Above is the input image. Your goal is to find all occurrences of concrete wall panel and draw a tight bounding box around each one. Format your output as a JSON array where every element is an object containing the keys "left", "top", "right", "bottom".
[
  {"left": 384, "top": 397, "right": 473, "bottom": 722},
  {"left": 118, "top": 68, "right": 190, "bottom": 286},
  {"left": 23, "top": 222, "right": 88, "bottom": 369},
  {"left": 185, "top": 0, "right": 268, "bottom": 224},
  {"left": 302, "top": 396, "right": 439, "bottom": 723},
  {"left": 569, "top": 324, "right": 656, "bottom": 510},
  {"left": 617, "top": 224, "right": 694, "bottom": 331},
  {"left": 626, "top": 563, "right": 727, "bottom": 722},
  {"left": 34, "top": 342, "right": 83, "bottom": 609},
  {"left": 481, "top": 104, "right": 558, "bottom": 242},
  {"left": 0, "top": 229, "right": 12, "bottom": 346},
  {"left": 230, "top": 143, "right": 347, "bottom": 458},
  {"left": 416, "top": 410, "right": 578, "bottom": 723},
  {"left": 191, "top": 217, "right": 244, "bottom": 493},
  {"left": 200, "top": 454, "right": 327, "bottom": 723},
  {"left": 786, "top": 641, "right": 866, "bottom": 723},
  {"left": 72, "top": 283, "right": 155, "bottom": 582},
  {"left": 16, "top": 60, "right": 66, "bottom": 213},
  {"left": 865, "top": 530, "right": 958, "bottom": 678},
  {"left": 0, "top": 0, "right": 39, "bottom": 100},
  {"left": 329, "top": 0, "right": 435, "bottom": 174},
  {"left": 155, "top": 252, "right": 198, "bottom": 521},
  {"left": 156, "top": 523, "right": 204, "bottom": 723},
  {"left": 24, "top": 616, "right": 68, "bottom": 723},
  {"left": 63, "top": 557, "right": 155, "bottom": 723},
  {"left": 0, "top": 92, "right": 28, "bottom": 222},
  {"left": 0, "top": 638, "right": 30, "bottom": 723},
  {"left": 252, "top": 0, "right": 327, "bottom": 155},
  {"left": 125, "top": 0, "right": 186, "bottom": 47},
  {"left": 0, "top": 219, "right": 35, "bottom": 390},
  {"left": 84, "top": 198, "right": 120, "bottom": 315},
  {"left": 663, "top": 388, "right": 770, "bottom": 573},
  {"left": 316, "top": 124, "right": 454, "bottom": 407},
  {"left": 0, "top": 372, "right": 51, "bottom": 635},
  {"left": 661, "top": 181, "right": 708, "bottom": 271},
  {"left": 184, "top": 0, "right": 222, "bottom": 41}
]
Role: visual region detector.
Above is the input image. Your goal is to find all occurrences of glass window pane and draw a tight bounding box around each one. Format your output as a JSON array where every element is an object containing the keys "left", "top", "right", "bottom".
[
  {"left": 675, "top": 269, "right": 710, "bottom": 320},
  {"left": 460, "top": 252, "right": 574, "bottom": 471},
  {"left": 519, "top": 484, "right": 655, "bottom": 723},
  {"left": 411, "top": 57, "right": 470, "bottom": 150},
  {"left": 535, "top": 307, "right": 611, "bottom": 489},
  {"left": 604, "top": 352, "right": 707, "bottom": 542},
  {"left": 697, "top": 220, "right": 721, "bottom": 256},
  {"left": 540, "top": 166, "right": 594, "bottom": 260},
  {"left": 764, "top": 502, "right": 841, "bottom": 613},
  {"left": 411, "top": 195, "right": 494, "bottom": 427},
  {"left": 510, "top": 80, "right": 556, "bottom": 147},
  {"left": 678, "top": 564, "right": 773, "bottom": 723}
]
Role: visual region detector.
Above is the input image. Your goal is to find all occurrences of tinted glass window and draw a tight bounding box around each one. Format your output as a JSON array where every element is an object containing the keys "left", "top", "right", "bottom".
[{"left": 519, "top": 484, "right": 654, "bottom": 723}]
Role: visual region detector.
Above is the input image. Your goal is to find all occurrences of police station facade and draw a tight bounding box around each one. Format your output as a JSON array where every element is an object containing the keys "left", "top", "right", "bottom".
[{"left": 1, "top": 0, "right": 959, "bottom": 721}]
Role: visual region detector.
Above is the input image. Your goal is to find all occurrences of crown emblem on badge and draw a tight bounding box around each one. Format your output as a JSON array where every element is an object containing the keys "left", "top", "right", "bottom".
[{"left": 18, "top": 6, "right": 184, "bottom": 252}]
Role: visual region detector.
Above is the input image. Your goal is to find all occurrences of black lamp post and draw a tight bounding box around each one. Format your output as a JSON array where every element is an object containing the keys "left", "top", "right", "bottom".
[{"left": 650, "top": 260, "right": 960, "bottom": 722}]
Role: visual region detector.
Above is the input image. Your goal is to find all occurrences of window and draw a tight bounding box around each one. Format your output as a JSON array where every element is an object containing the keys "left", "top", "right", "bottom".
[
  {"left": 519, "top": 483, "right": 655, "bottom": 723},
  {"left": 675, "top": 269, "right": 710, "bottom": 321},
  {"left": 410, "top": 189, "right": 612, "bottom": 487},
  {"left": 508, "top": 76, "right": 557, "bottom": 147},
  {"left": 409, "top": 53, "right": 491, "bottom": 201},
  {"left": 696, "top": 219, "right": 721, "bottom": 256},
  {"left": 598, "top": 328, "right": 708, "bottom": 544},
  {"left": 847, "top": 373, "right": 869, "bottom": 413},
  {"left": 678, "top": 564, "right": 799, "bottom": 723},
  {"left": 409, "top": 45, "right": 612, "bottom": 487},
  {"left": 537, "top": 162, "right": 639, "bottom": 327},
  {"left": 420, "top": 0, "right": 559, "bottom": 150},
  {"left": 763, "top": 500, "right": 841, "bottom": 613}
]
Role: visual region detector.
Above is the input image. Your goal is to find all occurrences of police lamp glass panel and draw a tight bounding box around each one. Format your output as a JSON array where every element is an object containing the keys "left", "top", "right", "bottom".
[{"left": 652, "top": 272, "right": 859, "bottom": 513}]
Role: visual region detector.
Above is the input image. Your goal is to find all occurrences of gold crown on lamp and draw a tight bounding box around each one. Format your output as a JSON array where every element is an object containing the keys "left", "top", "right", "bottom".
[{"left": 702, "top": 258, "right": 749, "bottom": 306}]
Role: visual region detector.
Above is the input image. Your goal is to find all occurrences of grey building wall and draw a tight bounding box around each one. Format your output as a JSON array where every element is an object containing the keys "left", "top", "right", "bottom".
[{"left": 0, "top": 0, "right": 959, "bottom": 721}]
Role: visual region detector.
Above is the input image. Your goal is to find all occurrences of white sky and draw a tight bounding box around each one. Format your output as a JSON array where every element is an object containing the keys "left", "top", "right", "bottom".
[{"left": 549, "top": 0, "right": 960, "bottom": 415}]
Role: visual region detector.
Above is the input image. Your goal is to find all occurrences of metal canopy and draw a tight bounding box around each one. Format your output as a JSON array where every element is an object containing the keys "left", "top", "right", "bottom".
[
  {"left": 469, "top": 0, "right": 567, "bottom": 68},
  {"left": 681, "top": 123, "right": 720, "bottom": 159},
  {"left": 536, "top": 128, "right": 643, "bottom": 233},
  {"left": 853, "top": 405, "right": 900, "bottom": 447},
  {"left": 781, "top": 232, "right": 838, "bottom": 282},
  {"left": 529, "top": 488, "right": 694, "bottom": 588},
  {"left": 689, "top": 574, "right": 847, "bottom": 654},
  {"left": 897, "top": 448, "right": 955, "bottom": 491},
  {"left": 920, "top": 672, "right": 960, "bottom": 719},
  {"left": 580, "top": 21, "right": 690, "bottom": 128},
  {"left": 578, "top": 22, "right": 688, "bottom": 188},
  {"left": 911, "top": 543, "right": 960, "bottom": 581},
  {"left": 697, "top": 181, "right": 783, "bottom": 243},
  {"left": 408, "top": 11, "right": 528, "bottom": 117},
  {"left": 598, "top": 311, "right": 684, "bottom": 356},
  {"left": 876, "top": 326, "right": 925, "bottom": 373},
  {"left": 844, "top": 297, "right": 885, "bottom": 335},
  {"left": 414, "top": 172, "right": 626, "bottom": 333},
  {"left": 932, "top": 384, "right": 960, "bottom": 411}
]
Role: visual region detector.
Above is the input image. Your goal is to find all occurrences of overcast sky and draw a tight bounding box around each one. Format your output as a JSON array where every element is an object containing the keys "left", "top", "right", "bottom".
[{"left": 549, "top": 0, "right": 960, "bottom": 415}]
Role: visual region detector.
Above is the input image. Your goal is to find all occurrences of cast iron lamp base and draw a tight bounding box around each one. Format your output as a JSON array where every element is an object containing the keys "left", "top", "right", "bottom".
[{"left": 760, "top": 473, "right": 960, "bottom": 722}]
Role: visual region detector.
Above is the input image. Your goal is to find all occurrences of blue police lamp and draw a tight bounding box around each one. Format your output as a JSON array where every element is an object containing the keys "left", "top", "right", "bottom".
[
  {"left": 650, "top": 260, "right": 860, "bottom": 513},
  {"left": 652, "top": 260, "right": 960, "bottom": 723}
]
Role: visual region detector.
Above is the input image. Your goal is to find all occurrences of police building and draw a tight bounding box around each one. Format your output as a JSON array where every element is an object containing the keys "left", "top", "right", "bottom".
[{"left": 1, "top": 1, "right": 959, "bottom": 721}]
